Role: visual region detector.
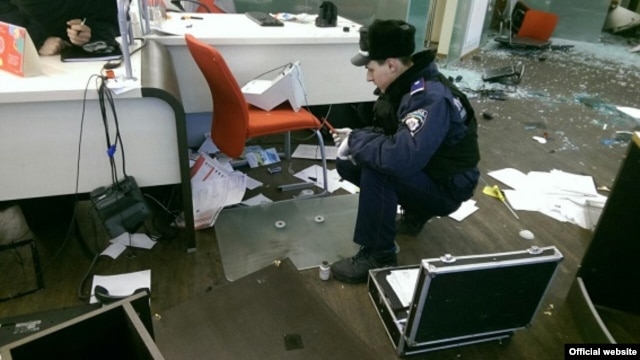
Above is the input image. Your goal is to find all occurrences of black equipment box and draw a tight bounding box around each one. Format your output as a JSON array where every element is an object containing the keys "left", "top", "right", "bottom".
[
  {"left": 368, "top": 246, "right": 563, "bottom": 356},
  {"left": 90, "top": 176, "right": 150, "bottom": 238}
]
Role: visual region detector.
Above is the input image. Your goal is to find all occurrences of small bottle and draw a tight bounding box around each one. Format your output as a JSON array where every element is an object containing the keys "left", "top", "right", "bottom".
[{"left": 319, "top": 261, "right": 331, "bottom": 280}]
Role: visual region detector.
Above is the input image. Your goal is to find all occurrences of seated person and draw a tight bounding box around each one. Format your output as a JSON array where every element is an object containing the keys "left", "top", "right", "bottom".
[{"left": 3, "top": 0, "right": 118, "bottom": 55}]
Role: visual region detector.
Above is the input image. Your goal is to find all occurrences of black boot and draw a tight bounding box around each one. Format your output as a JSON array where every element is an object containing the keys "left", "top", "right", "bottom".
[{"left": 331, "top": 247, "right": 397, "bottom": 284}]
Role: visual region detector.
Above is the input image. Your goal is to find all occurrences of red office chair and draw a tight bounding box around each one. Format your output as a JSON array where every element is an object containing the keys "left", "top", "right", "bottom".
[
  {"left": 196, "top": 0, "right": 226, "bottom": 13},
  {"left": 184, "top": 34, "right": 329, "bottom": 194}
]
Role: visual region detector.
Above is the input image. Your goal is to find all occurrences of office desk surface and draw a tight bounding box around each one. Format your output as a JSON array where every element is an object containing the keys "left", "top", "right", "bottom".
[
  {"left": 0, "top": 41, "right": 196, "bottom": 250},
  {"left": 150, "top": 13, "right": 361, "bottom": 45},
  {"left": 146, "top": 14, "right": 376, "bottom": 113},
  {"left": 0, "top": 54, "right": 141, "bottom": 103}
]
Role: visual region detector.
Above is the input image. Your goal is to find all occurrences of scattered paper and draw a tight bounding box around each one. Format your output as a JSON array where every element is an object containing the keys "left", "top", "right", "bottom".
[
  {"left": 244, "top": 146, "right": 280, "bottom": 168},
  {"left": 532, "top": 136, "right": 547, "bottom": 144},
  {"left": 386, "top": 268, "right": 420, "bottom": 308},
  {"left": 244, "top": 175, "right": 263, "bottom": 190},
  {"left": 339, "top": 180, "right": 359, "bottom": 194},
  {"left": 101, "top": 242, "right": 127, "bottom": 259},
  {"left": 616, "top": 106, "right": 640, "bottom": 120},
  {"left": 241, "top": 193, "right": 273, "bottom": 206},
  {"left": 90, "top": 269, "right": 151, "bottom": 304},
  {"left": 110, "top": 232, "right": 157, "bottom": 249},
  {"left": 293, "top": 165, "right": 350, "bottom": 193},
  {"left": 187, "top": 153, "right": 247, "bottom": 229},
  {"left": 291, "top": 144, "right": 338, "bottom": 160},
  {"left": 197, "top": 133, "right": 220, "bottom": 155},
  {"left": 105, "top": 78, "right": 138, "bottom": 95},
  {"left": 487, "top": 168, "right": 529, "bottom": 190},
  {"left": 448, "top": 199, "right": 479, "bottom": 221},
  {"left": 489, "top": 168, "right": 607, "bottom": 230}
]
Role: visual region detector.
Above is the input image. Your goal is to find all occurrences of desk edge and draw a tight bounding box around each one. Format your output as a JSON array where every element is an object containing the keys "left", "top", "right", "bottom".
[{"left": 141, "top": 39, "right": 195, "bottom": 252}]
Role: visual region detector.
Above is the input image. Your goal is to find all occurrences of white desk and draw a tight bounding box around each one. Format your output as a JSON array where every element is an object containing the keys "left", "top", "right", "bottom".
[
  {"left": 0, "top": 41, "right": 196, "bottom": 250},
  {"left": 146, "top": 13, "right": 376, "bottom": 114}
]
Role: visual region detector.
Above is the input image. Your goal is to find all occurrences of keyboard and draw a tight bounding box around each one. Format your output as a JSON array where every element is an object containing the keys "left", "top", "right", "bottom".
[
  {"left": 483, "top": 66, "right": 517, "bottom": 81},
  {"left": 245, "top": 11, "right": 284, "bottom": 27}
]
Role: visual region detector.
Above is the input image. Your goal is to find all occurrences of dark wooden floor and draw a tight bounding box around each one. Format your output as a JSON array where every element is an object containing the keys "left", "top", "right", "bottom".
[{"left": 2, "top": 33, "right": 639, "bottom": 359}]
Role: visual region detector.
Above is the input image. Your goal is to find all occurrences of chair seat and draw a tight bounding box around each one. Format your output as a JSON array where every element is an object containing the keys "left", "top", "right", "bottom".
[{"left": 246, "top": 105, "right": 322, "bottom": 138}]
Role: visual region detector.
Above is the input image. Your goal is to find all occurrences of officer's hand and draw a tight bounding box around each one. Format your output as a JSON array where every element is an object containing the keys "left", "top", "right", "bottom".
[
  {"left": 332, "top": 127, "right": 352, "bottom": 146},
  {"left": 67, "top": 19, "right": 92, "bottom": 46},
  {"left": 38, "top": 37, "right": 68, "bottom": 55},
  {"left": 337, "top": 135, "right": 351, "bottom": 160}
]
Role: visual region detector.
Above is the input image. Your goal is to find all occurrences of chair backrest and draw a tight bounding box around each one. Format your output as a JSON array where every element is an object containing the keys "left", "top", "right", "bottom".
[
  {"left": 516, "top": 9, "right": 558, "bottom": 42},
  {"left": 196, "top": 0, "right": 226, "bottom": 13},
  {"left": 185, "top": 34, "right": 249, "bottom": 158}
]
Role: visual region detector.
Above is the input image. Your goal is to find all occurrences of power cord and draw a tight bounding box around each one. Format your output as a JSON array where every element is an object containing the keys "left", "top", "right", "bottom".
[
  {"left": 40, "top": 74, "right": 102, "bottom": 270},
  {"left": 97, "top": 74, "right": 129, "bottom": 184}
]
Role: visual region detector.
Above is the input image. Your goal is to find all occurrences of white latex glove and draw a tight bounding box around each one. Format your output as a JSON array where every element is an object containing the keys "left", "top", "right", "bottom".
[
  {"left": 337, "top": 135, "right": 351, "bottom": 160},
  {"left": 332, "top": 127, "right": 352, "bottom": 146}
]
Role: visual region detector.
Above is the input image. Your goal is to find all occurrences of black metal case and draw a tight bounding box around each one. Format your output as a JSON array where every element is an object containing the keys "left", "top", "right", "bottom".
[{"left": 368, "top": 246, "right": 563, "bottom": 356}]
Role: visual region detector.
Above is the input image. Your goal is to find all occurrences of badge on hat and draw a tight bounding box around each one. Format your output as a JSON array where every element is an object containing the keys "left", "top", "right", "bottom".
[{"left": 402, "top": 109, "right": 428, "bottom": 136}]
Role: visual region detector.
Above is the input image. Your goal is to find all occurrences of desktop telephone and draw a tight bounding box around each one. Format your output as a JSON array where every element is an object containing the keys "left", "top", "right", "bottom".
[{"left": 315, "top": 1, "right": 337, "bottom": 27}]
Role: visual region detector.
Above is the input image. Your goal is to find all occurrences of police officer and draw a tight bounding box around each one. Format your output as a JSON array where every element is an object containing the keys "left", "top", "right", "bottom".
[{"left": 331, "top": 19, "right": 480, "bottom": 284}]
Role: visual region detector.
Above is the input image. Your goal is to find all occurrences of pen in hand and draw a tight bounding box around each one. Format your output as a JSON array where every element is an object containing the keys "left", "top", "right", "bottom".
[
  {"left": 70, "top": 18, "right": 86, "bottom": 35},
  {"left": 78, "top": 18, "right": 86, "bottom": 34}
]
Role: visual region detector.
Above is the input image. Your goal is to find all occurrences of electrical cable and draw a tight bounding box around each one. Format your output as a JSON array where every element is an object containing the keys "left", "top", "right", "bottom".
[
  {"left": 76, "top": 252, "right": 101, "bottom": 301},
  {"left": 250, "top": 63, "right": 291, "bottom": 81},
  {"left": 73, "top": 68, "right": 139, "bottom": 300},
  {"left": 39, "top": 75, "right": 101, "bottom": 272},
  {"left": 143, "top": 193, "right": 180, "bottom": 241}
]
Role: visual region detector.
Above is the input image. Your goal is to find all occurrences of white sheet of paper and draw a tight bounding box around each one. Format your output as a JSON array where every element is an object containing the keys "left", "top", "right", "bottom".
[
  {"left": 291, "top": 144, "right": 338, "bottom": 160},
  {"left": 244, "top": 175, "right": 263, "bottom": 190},
  {"left": 549, "top": 169, "right": 599, "bottom": 196},
  {"left": 293, "top": 165, "right": 344, "bottom": 193},
  {"left": 90, "top": 269, "right": 151, "bottom": 304},
  {"left": 109, "top": 233, "right": 157, "bottom": 250},
  {"left": 100, "top": 242, "right": 127, "bottom": 259},
  {"left": 241, "top": 193, "right": 273, "bottom": 206},
  {"left": 503, "top": 189, "right": 546, "bottom": 211},
  {"left": 448, "top": 199, "right": 478, "bottom": 221},
  {"left": 488, "top": 168, "right": 528, "bottom": 190},
  {"left": 197, "top": 134, "right": 220, "bottom": 155},
  {"left": 386, "top": 268, "right": 420, "bottom": 308},
  {"left": 616, "top": 106, "right": 640, "bottom": 119},
  {"left": 339, "top": 179, "right": 359, "bottom": 194}
]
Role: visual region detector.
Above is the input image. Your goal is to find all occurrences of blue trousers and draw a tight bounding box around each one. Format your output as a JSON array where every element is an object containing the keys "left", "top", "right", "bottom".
[{"left": 336, "top": 159, "right": 463, "bottom": 252}]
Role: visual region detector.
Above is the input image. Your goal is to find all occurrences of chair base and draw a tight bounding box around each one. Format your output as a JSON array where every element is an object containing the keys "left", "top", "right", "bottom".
[{"left": 278, "top": 182, "right": 316, "bottom": 192}]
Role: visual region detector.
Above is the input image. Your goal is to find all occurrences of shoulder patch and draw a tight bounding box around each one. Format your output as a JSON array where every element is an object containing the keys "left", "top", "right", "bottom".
[
  {"left": 402, "top": 109, "right": 428, "bottom": 135},
  {"left": 410, "top": 78, "right": 425, "bottom": 96}
]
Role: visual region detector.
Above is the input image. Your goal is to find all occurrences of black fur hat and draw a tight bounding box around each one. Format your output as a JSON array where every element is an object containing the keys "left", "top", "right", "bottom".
[{"left": 351, "top": 19, "right": 416, "bottom": 66}]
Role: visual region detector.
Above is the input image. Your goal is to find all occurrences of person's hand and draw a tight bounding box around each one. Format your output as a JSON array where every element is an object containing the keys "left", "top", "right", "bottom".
[
  {"left": 66, "top": 19, "right": 91, "bottom": 46},
  {"left": 38, "top": 37, "right": 68, "bottom": 55},
  {"left": 332, "top": 127, "right": 352, "bottom": 146},
  {"left": 337, "top": 135, "right": 351, "bottom": 160}
]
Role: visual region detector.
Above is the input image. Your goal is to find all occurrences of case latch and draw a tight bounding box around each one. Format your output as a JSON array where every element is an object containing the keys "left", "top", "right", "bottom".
[
  {"left": 440, "top": 253, "right": 456, "bottom": 263},
  {"left": 527, "top": 246, "right": 543, "bottom": 254}
]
